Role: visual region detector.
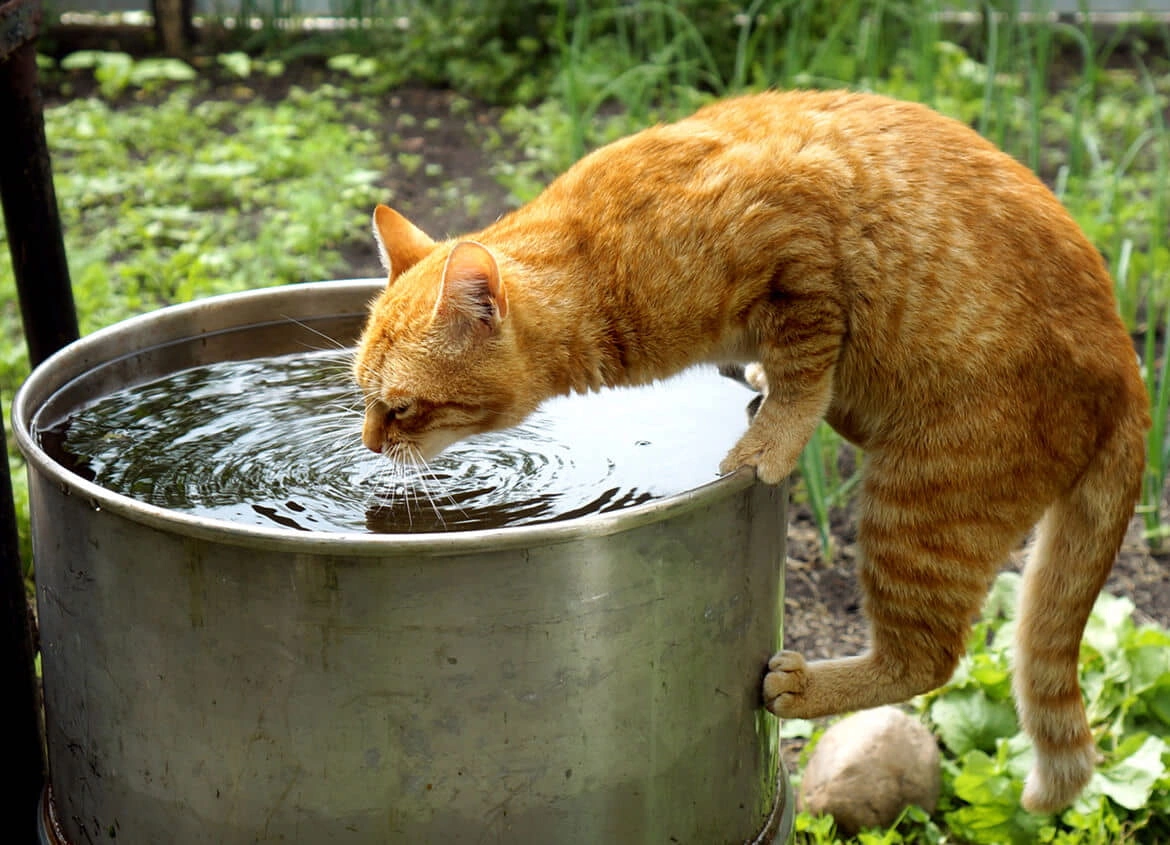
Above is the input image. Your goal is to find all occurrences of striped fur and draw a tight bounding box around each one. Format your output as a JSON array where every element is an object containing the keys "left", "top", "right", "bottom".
[{"left": 354, "top": 90, "right": 1150, "bottom": 811}]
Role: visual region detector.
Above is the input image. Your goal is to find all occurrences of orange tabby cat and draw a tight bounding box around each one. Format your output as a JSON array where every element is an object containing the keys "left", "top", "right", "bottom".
[{"left": 353, "top": 90, "right": 1150, "bottom": 812}]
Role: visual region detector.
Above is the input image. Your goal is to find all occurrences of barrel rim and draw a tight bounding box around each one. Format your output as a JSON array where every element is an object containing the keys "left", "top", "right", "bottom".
[{"left": 12, "top": 279, "right": 761, "bottom": 556}]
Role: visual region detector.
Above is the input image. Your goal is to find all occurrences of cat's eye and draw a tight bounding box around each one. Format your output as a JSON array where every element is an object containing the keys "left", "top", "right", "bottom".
[{"left": 384, "top": 400, "right": 416, "bottom": 422}]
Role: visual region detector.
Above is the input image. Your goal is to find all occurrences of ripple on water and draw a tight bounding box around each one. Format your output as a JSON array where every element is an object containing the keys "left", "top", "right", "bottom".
[{"left": 44, "top": 350, "right": 758, "bottom": 533}]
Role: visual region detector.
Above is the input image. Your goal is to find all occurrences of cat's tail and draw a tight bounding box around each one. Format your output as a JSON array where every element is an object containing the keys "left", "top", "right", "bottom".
[{"left": 1013, "top": 407, "right": 1147, "bottom": 814}]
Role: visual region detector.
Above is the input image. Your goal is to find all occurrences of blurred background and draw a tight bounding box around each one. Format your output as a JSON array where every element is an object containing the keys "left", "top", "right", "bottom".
[{"left": 2, "top": 3, "right": 1169, "bottom": 840}]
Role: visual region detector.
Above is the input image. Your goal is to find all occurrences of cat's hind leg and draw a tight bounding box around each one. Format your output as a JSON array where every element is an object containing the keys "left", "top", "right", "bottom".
[{"left": 765, "top": 452, "right": 1033, "bottom": 719}]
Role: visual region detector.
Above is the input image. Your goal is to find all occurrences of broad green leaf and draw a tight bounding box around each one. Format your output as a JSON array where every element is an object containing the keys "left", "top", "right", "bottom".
[
  {"left": 130, "top": 59, "right": 197, "bottom": 85},
  {"left": 948, "top": 748, "right": 1046, "bottom": 844},
  {"left": 1147, "top": 685, "right": 1170, "bottom": 728},
  {"left": 1097, "top": 735, "right": 1168, "bottom": 810},
  {"left": 951, "top": 750, "right": 1016, "bottom": 806},
  {"left": 91, "top": 53, "right": 134, "bottom": 98},
  {"left": 218, "top": 52, "right": 252, "bottom": 79},
  {"left": 60, "top": 50, "right": 127, "bottom": 70},
  {"left": 779, "top": 718, "right": 816, "bottom": 739},
  {"left": 327, "top": 54, "right": 378, "bottom": 78},
  {"left": 1126, "top": 630, "right": 1170, "bottom": 693},
  {"left": 930, "top": 688, "right": 1018, "bottom": 756},
  {"left": 190, "top": 162, "right": 259, "bottom": 180},
  {"left": 1003, "top": 731, "right": 1037, "bottom": 783},
  {"left": 981, "top": 571, "right": 1021, "bottom": 622},
  {"left": 968, "top": 653, "right": 1013, "bottom": 699},
  {"left": 1083, "top": 591, "right": 1136, "bottom": 655}
]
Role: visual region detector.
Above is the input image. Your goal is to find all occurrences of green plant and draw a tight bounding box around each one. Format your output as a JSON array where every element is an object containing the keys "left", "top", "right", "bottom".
[
  {"left": 792, "top": 573, "right": 1170, "bottom": 844},
  {"left": 1141, "top": 306, "right": 1170, "bottom": 552},
  {"left": 56, "top": 51, "right": 197, "bottom": 98},
  {"left": 796, "top": 424, "right": 861, "bottom": 559},
  {"left": 930, "top": 574, "right": 1170, "bottom": 843},
  {"left": 0, "top": 81, "right": 389, "bottom": 444}
]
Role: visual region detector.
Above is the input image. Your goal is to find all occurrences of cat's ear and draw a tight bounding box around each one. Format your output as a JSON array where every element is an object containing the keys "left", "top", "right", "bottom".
[
  {"left": 435, "top": 241, "right": 508, "bottom": 340},
  {"left": 372, "top": 204, "right": 436, "bottom": 283}
]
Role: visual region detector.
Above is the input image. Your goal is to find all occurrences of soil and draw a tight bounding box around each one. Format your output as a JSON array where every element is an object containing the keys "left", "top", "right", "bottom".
[{"left": 344, "top": 86, "right": 517, "bottom": 268}]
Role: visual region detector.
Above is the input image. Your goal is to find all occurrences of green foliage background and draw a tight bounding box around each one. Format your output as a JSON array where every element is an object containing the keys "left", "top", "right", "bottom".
[{"left": 3, "top": 2, "right": 1170, "bottom": 841}]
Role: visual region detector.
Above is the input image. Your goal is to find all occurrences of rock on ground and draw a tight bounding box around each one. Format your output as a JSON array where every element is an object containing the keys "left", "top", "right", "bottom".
[{"left": 799, "top": 706, "right": 941, "bottom": 836}]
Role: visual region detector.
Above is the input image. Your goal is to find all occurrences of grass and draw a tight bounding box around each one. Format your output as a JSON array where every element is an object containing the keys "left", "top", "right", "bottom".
[
  {"left": 0, "top": 81, "right": 391, "bottom": 567},
  {"left": 3, "top": 2, "right": 1170, "bottom": 840},
  {"left": 783, "top": 572, "right": 1170, "bottom": 844}
]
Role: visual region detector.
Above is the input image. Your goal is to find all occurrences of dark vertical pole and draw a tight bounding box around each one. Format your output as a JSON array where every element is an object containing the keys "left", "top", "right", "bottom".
[
  {"left": 0, "top": 424, "right": 41, "bottom": 843},
  {"left": 0, "top": 4, "right": 80, "bottom": 366},
  {"left": 1, "top": 0, "right": 80, "bottom": 838},
  {"left": 152, "top": 0, "right": 197, "bottom": 57}
]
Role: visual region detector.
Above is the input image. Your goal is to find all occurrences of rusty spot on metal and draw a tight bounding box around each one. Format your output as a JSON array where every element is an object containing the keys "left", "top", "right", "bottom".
[{"left": 40, "top": 783, "right": 76, "bottom": 844}]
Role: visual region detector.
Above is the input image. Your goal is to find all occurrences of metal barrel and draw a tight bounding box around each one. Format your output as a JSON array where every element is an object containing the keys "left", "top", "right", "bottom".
[{"left": 14, "top": 280, "right": 791, "bottom": 844}]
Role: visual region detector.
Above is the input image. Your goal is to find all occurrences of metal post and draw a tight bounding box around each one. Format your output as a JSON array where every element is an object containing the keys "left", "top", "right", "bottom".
[
  {"left": 0, "top": 421, "right": 41, "bottom": 843},
  {"left": 1, "top": 0, "right": 80, "bottom": 366},
  {"left": 1, "top": 0, "right": 80, "bottom": 838}
]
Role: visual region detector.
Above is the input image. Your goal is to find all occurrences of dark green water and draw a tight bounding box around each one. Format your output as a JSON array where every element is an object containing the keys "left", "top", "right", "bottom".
[{"left": 43, "top": 351, "right": 757, "bottom": 533}]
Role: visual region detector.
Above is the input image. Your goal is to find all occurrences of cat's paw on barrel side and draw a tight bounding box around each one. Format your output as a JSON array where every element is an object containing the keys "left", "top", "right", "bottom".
[{"left": 762, "top": 650, "right": 809, "bottom": 716}]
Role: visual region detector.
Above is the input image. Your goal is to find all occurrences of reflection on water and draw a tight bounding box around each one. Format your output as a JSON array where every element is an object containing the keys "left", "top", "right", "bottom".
[{"left": 43, "top": 350, "right": 758, "bottom": 533}]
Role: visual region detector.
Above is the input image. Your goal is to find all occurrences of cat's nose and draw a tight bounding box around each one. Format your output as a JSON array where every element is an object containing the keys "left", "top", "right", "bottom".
[{"left": 361, "top": 410, "right": 384, "bottom": 454}]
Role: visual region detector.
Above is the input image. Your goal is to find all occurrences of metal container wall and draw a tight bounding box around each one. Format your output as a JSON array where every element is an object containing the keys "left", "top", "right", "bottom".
[{"left": 14, "top": 280, "right": 790, "bottom": 844}]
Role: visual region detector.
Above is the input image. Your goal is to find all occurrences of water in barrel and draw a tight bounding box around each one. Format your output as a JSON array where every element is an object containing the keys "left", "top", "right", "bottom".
[{"left": 42, "top": 351, "right": 758, "bottom": 533}]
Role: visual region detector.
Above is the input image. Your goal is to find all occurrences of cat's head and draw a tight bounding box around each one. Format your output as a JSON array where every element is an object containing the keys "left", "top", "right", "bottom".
[{"left": 354, "top": 205, "right": 528, "bottom": 463}]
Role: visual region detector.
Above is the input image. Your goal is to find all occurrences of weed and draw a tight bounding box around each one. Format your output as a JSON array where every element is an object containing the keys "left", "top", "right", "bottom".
[{"left": 792, "top": 573, "right": 1170, "bottom": 843}]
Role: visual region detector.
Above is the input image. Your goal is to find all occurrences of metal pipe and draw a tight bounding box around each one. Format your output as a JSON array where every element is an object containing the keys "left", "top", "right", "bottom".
[
  {"left": 0, "top": 0, "right": 80, "bottom": 367},
  {"left": 0, "top": 0, "right": 77, "bottom": 836},
  {"left": 0, "top": 418, "right": 43, "bottom": 843}
]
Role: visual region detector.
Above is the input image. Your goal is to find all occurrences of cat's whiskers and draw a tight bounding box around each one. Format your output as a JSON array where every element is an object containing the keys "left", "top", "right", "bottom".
[
  {"left": 310, "top": 425, "right": 366, "bottom": 460},
  {"left": 322, "top": 397, "right": 366, "bottom": 424},
  {"left": 279, "top": 316, "right": 352, "bottom": 354},
  {"left": 402, "top": 443, "right": 462, "bottom": 529},
  {"left": 379, "top": 442, "right": 423, "bottom": 529},
  {"left": 388, "top": 444, "right": 436, "bottom": 529},
  {"left": 352, "top": 454, "right": 387, "bottom": 518}
]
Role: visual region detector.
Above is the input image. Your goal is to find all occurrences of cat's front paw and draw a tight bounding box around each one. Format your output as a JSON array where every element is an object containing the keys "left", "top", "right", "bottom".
[
  {"left": 719, "top": 436, "right": 794, "bottom": 485},
  {"left": 762, "top": 650, "right": 809, "bottom": 717},
  {"left": 719, "top": 449, "right": 754, "bottom": 478}
]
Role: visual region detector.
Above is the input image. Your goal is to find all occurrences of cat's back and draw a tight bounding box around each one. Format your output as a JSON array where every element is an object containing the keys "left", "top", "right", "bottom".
[
  {"left": 685, "top": 89, "right": 1048, "bottom": 215},
  {"left": 689, "top": 93, "right": 1116, "bottom": 323},
  {"left": 668, "top": 92, "right": 1140, "bottom": 444},
  {"left": 547, "top": 89, "right": 1063, "bottom": 258},
  {"left": 685, "top": 88, "right": 949, "bottom": 146}
]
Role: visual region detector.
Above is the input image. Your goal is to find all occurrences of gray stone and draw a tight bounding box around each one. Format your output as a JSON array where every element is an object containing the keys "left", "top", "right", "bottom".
[{"left": 799, "top": 706, "right": 942, "bottom": 836}]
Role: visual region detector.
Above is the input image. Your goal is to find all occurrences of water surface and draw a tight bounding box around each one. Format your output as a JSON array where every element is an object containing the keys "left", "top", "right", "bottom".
[{"left": 45, "top": 351, "right": 757, "bottom": 533}]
